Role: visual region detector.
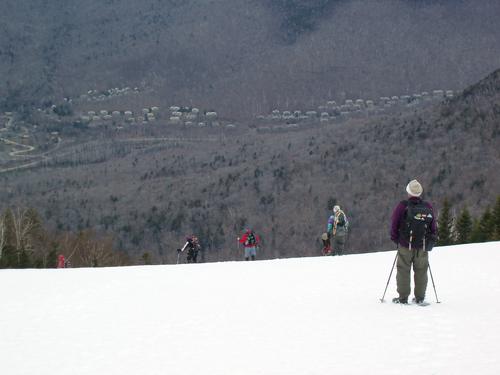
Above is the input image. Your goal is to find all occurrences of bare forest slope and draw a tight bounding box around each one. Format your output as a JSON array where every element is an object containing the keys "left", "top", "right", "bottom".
[
  {"left": 1, "top": 0, "right": 499, "bottom": 263},
  {"left": 1, "top": 69, "right": 499, "bottom": 262},
  {"left": 1, "top": 0, "right": 500, "bottom": 118}
]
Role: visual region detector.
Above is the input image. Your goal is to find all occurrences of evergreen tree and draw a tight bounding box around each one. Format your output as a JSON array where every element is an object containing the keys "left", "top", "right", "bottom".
[
  {"left": 479, "top": 208, "right": 495, "bottom": 242},
  {"left": 142, "top": 252, "right": 152, "bottom": 265},
  {"left": 38, "top": 239, "right": 60, "bottom": 268},
  {"left": 0, "top": 211, "right": 5, "bottom": 263},
  {"left": 470, "top": 218, "right": 482, "bottom": 243},
  {"left": 492, "top": 196, "right": 500, "bottom": 241},
  {"left": 454, "top": 207, "right": 473, "bottom": 244},
  {"left": 25, "top": 208, "right": 48, "bottom": 267},
  {"left": 437, "top": 198, "right": 454, "bottom": 246},
  {"left": 1, "top": 209, "right": 17, "bottom": 267},
  {"left": 470, "top": 208, "right": 495, "bottom": 243},
  {"left": 19, "top": 250, "right": 31, "bottom": 268},
  {"left": 47, "top": 247, "right": 58, "bottom": 268}
]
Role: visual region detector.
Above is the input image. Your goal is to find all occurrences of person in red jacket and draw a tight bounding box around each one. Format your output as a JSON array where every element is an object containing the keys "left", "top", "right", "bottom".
[
  {"left": 57, "top": 254, "right": 66, "bottom": 268},
  {"left": 238, "top": 229, "right": 260, "bottom": 261}
]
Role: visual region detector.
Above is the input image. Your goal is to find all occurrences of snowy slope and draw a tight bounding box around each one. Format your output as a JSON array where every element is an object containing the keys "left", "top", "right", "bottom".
[{"left": 1, "top": 242, "right": 500, "bottom": 375}]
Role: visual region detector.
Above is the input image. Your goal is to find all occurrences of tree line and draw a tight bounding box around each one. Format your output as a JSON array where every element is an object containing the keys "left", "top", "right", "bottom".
[
  {"left": 1, "top": 195, "right": 499, "bottom": 269},
  {"left": 0, "top": 207, "right": 129, "bottom": 269},
  {"left": 437, "top": 196, "right": 500, "bottom": 246}
]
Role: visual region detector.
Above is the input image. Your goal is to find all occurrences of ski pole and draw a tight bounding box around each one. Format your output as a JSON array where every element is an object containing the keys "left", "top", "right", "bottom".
[
  {"left": 428, "top": 261, "right": 441, "bottom": 303},
  {"left": 237, "top": 237, "right": 241, "bottom": 260},
  {"left": 176, "top": 240, "right": 191, "bottom": 264},
  {"left": 380, "top": 250, "right": 398, "bottom": 303}
]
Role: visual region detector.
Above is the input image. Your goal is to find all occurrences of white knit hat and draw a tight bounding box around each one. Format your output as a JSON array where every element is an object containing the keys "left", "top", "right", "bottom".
[{"left": 406, "top": 179, "right": 423, "bottom": 197}]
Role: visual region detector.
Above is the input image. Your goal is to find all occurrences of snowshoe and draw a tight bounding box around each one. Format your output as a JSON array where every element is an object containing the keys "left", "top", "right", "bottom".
[
  {"left": 392, "top": 297, "right": 408, "bottom": 304},
  {"left": 412, "top": 297, "right": 430, "bottom": 306}
]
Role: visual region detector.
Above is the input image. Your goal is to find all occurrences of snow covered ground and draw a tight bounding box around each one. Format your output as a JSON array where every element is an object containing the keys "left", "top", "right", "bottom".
[{"left": 1, "top": 242, "right": 499, "bottom": 375}]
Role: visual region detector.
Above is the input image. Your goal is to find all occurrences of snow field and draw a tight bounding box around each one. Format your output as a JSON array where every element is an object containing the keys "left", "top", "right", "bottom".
[{"left": 1, "top": 242, "right": 499, "bottom": 375}]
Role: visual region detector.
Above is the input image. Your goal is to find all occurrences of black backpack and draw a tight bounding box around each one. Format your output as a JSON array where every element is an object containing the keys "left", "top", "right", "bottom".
[
  {"left": 246, "top": 232, "right": 256, "bottom": 246},
  {"left": 337, "top": 212, "right": 346, "bottom": 227},
  {"left": 399, "top": 200, "right": 434, "bottom": 250}
]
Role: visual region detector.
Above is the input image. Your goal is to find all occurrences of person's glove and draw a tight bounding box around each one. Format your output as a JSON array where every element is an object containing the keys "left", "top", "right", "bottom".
[{"left": 426, "top": 235, "right": 437, "bottom": 252}]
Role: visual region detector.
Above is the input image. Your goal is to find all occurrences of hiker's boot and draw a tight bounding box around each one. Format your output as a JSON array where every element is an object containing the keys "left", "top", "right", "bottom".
[{"left": 392, "top": 297, "right": 408, "bottom": 304}]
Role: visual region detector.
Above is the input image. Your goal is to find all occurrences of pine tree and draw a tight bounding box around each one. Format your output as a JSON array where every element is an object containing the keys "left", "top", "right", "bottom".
[
  {"left": 470, "top": 208, "right": 495, "bottom": 243},
  {"left": 0, "top": 211, "right": 5, "bottom": 263},
  {"left": 479, "top": 208, "right": 495, "bottom": 242},
  {"left": 25, "top": 208, "right": 48, "bottom": 267},
  {"left": 142, "top": 252, "right": 152, "bottom": 265},
  {"left": 492, "top": 196, "right": 500, "bottom": 241},
  {"left": 437, "top": 198, "right": 454, "bottom": 246},
  {"left": 454, "top": 207, "right": 473, "bottom": 244},
  {"left": 1, "top": 209, "right": 18, "bottom": 267},
  {"left": 470, "top": 218, "right": 483, "bottom": 243},
  {"left": 19, "top": 250, "right": 31, "bottom": 268}
]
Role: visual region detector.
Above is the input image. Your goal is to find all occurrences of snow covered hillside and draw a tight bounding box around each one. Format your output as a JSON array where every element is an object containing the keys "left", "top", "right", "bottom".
[{"left": 1, "top": 242, "right": 499, "bottom": 375}]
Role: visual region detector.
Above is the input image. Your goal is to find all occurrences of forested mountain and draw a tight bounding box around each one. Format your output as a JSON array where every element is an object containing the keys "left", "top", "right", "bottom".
[
  {"left": 0, "top": 1, "right": 499, "bottom": 264},
  {"left": 1, "top": 68, "right": 499, "bottom": 263},
  {"left": 1, "top": 0, "right": 500, "bottom": 118}
]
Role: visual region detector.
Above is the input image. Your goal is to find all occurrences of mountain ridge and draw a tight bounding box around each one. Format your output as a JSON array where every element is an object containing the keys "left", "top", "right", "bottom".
[
  {"left": 1, "top": 0, "right": 500, "bottom": 119},
  {"left": 0, "top": 68, "right": 498, "bottom": 262}
]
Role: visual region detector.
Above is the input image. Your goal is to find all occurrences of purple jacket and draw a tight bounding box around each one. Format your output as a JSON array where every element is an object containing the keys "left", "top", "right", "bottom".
[{"left": 390, "top": 197, "right": 437, "bottom": 248}]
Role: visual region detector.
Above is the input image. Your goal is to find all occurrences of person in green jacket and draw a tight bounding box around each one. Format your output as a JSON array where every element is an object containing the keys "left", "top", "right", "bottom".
[{"left": 327, "top": 205, "right": 348, "bottom": 255}]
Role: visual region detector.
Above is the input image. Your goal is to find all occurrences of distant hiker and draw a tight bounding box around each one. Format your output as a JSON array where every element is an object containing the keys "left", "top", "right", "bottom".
[
  {"left": 321, "top": 232, "right": 332, "bottom": 255},
  {"left": 390, "top": 179, "right": 437, "bottom": 304},
  {"left": 238, "top": 229, "right": 259, "bottom": 261},
  {"left": 327, "top": 205, "right": 348, "bottom": 255},
  {"left": 178, "top": 235, "right": 201, "bottom": 263},
  {"left": 57, "top": 254, "right": 66, "bottom": 268}
]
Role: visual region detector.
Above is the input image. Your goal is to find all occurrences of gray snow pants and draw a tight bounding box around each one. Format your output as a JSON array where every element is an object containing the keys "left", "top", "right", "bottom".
[
  {"left": 396, "top": 246, "right": 428, "bottom": 301},
  {"left": 332, "top": 233, "right": 346, "bottom": 256}
]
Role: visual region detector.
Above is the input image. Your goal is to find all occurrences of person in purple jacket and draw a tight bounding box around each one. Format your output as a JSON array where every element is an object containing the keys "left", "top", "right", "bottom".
[{"left": 390, "top": 179, "right": 437, "bottom": 304}]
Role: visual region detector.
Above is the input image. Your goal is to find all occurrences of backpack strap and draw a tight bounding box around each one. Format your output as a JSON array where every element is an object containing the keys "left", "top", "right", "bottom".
[
  {"left": 399, "top": 199, "right": 432, "bottom": 249},
  {"left": 333, "top": 210, "right": 346, "bottom": 235}
]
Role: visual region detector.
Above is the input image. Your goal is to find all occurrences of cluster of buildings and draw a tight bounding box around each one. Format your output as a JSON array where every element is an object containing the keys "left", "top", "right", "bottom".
[
  {"left": 72, "top": 86, "right": 226, "bottom": 128},
  {"left": 79, "top": 106, "right": 160, "bottom": 126},
  {"left": 77, "top": 87, "right": 141, "bottom": 102},
  {"left": 257, "top": 89, "right": 455, "bottom": 124},
  {"left": 75, "top": 106, "right": 227, "bottom": 129},
  {"left": 166, "top": 106, "right": 220, "bottom": 127}
]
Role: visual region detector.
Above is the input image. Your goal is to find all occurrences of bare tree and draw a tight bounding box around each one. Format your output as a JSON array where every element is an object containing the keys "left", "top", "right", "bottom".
[
  {"left": 11, "top": 207, "right": 38, "bottom": 262},
  {"left": 77, "top": 230, "right": 115, "bottom": 267}
]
